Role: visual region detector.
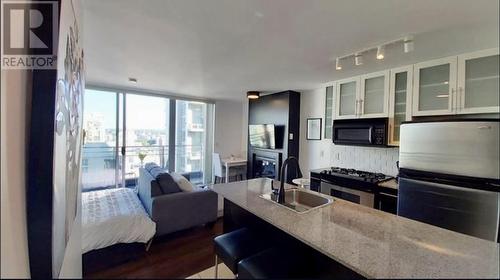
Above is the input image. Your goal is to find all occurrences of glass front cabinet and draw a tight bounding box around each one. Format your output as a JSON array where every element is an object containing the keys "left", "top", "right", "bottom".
[
  {"left": 412, "top": 48, "right": 499, "bottom": 116},
  {"left": 412, "top": 56, "right": 457, "bottom": 116},
  {"left": 335, "top": 71, "right": 389, "bottom": 119},
  {"left": 457, "top": 48, "right": 499, "bottom": 114},
  {"left": 324, "top": 85, "right": 334, "bottom": 139},
  {"left": 388, "top": 66, "right": 413, "bottom": 146},
  {"left": 335, "top": 77, "right": 359, "bottom": 119},
  {"left": 359, "top": 70, "right": 390, "bottom": 118}
]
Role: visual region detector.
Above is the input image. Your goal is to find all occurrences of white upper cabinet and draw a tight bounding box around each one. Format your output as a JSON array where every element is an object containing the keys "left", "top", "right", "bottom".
[
  {"left": 388, "top": 65, "right": 413, "bottom": 146},
  {"left": 457, "top": 48, "right": 499, "bottom": 114},
  {"left": 335, "top": 77, "right": 359, "bottom": 119},
  {"left": 324, "top": 84, "right": 335, "bottom": 139},
  {"left": 334, "top": 71, "right": 389, "bottom": 119},
  {"left": 412, "top": 56, "right": 457, "bottom": 116},
  {"left": 332, "top": 48, "right": 498, "bottom": 121},
  {"left": 359, "top": 70, "right": 390, "bottom": 118}
]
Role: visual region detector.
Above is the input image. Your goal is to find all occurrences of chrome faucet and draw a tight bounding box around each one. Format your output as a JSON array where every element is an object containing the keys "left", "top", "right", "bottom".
[{"left": 277, "top": 157, "right": 303, "bottom": 204}]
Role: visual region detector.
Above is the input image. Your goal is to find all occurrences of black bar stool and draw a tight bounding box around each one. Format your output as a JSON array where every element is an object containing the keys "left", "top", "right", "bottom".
[
  {"left": 237, "top": 247, "right": 311, "bottom": 279},
  {"left": 213, "top": 228, "right": 270, "bottom": 278}
]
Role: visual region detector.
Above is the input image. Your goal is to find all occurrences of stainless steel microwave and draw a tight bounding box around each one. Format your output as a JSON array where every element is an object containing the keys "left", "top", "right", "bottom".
[{"left": 332, "top": 118, "right": 388, "bottom": 147}]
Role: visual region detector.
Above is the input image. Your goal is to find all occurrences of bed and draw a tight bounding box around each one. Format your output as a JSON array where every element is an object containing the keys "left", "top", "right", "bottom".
[{"left": 82, "top": 187, "right": 156, "bottom": 254}]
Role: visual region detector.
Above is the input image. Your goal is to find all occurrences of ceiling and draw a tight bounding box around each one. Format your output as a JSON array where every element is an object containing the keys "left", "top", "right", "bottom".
[{"left": 83, "top": 0, "right": 499, "bottom": 100}]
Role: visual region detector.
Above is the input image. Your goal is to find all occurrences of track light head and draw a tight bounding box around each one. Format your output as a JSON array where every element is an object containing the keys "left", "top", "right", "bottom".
[
  {"left": 404, "top": 37, "right": 414, "bottom": 53},
  {"left": 335, "top": 58, "right": 342, "bottom": 70},
  {"left": 354, "top": 53, "right": 363, "bottom": 66},
  {"left": 376, "top": 45, "right": 385, "bottom": 60}
]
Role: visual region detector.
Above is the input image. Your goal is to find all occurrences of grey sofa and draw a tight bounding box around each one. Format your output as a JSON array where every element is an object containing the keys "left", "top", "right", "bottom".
[{"left": 137, "top": 163, "right": 218, "bottom": 237}]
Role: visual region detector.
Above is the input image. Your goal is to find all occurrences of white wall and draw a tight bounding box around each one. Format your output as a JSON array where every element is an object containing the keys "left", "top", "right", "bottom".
[
  {"left": 298, "top": 87, "right": 333, "bottom": 174},
  {"left": 214, "top": 99, "right": 246, "bottom": 158},
  {"left": 299, "top": 88, "right": 400, "bottom": 177},
  {"left": 214, "top": 99, "right": 246, "bottom": 215},
  {"left": 1, "top": 70, "right": 31, "bottom": 278}
]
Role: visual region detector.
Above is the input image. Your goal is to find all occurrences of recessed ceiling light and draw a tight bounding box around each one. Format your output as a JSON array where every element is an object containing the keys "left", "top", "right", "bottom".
[
  {"left": 128, "top": 77, "right": 138, "bottom": 84},
  {"left": 247, "top": 91, "right": 260, "bottom": 99}
]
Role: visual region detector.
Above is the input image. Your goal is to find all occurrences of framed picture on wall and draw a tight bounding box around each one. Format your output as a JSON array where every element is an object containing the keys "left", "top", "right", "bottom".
[{"left": 306, "top": 118, "right": 322, "bottom": 140}]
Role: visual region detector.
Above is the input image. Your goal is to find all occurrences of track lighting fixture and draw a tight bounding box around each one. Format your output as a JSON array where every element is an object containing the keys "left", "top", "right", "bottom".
[{"left": 334, "top": 35, "right": 414, "bottom": 70}]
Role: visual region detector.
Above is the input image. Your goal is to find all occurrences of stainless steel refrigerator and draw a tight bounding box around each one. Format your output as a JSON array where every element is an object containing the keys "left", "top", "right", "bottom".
[{"left": 398, "top": 119, "right": 500, "bottom": 242}]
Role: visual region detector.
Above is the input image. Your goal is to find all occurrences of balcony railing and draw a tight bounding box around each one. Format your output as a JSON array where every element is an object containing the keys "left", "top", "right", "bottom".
[{"left": 81, "top": 144, "right": 205, "bottom": 191}]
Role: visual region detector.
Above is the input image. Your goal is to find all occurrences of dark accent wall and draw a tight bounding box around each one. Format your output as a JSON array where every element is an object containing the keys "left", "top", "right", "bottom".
[{"left": 247, "top": 90, "right": 300, "bottom": 180}]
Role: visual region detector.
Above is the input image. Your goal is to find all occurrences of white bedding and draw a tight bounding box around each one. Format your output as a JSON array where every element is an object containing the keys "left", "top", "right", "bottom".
[{"left": 82, "top": 188, "right": 156, "bottom": 253}]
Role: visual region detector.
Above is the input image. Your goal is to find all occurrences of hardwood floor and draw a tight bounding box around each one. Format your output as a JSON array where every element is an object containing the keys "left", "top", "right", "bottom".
[{"left": 84, "top": 219, "right": 223, "bottom": 279}]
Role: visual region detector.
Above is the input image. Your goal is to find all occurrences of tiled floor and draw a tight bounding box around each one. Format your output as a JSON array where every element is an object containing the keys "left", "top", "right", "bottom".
[{"left": 186, "top": 263, "right": 234, "bottom": 279}]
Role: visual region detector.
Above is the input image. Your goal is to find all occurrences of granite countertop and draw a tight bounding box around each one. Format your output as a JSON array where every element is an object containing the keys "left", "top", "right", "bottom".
[
  {"left": 378, "top": 178, "right": 398, "bottom": 190},
  {"left": 210, "top": 178, "right": 499, "bottom": 279}
]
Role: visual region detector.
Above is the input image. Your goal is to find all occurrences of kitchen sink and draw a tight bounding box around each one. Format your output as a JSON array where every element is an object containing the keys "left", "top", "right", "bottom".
[{"left": 259, "top": 188, "right": 333, "bottom": 213}]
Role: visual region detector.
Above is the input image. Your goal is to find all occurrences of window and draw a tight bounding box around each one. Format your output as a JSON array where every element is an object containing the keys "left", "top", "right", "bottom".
[
  {"left": 81, "top": 89, "right": 215, "bottom": 191},
  {"left": 82, "top": 89, "right": 118, "bottom": 191},
  {"left": 175, "top": 100, "right": 214, "bottom": 184}
]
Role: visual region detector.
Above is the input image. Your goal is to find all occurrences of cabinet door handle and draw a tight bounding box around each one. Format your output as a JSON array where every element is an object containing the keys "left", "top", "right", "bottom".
[
  {"left": 355, "top": 100, "right": 359, "bottom": 116},
  {"left": 451, "top": 88, "right": 456, "bottom": 112},
  {"left": 458, "top": 87, "right": 463, "bottom": 112}
]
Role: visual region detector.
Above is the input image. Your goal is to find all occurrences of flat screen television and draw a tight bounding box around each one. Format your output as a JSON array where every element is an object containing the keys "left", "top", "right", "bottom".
[{"left": 249, "top": 124, "right": 278, "bottom": 149}]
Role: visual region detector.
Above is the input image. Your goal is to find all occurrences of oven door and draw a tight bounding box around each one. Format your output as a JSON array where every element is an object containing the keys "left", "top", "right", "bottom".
[{"left": 320, "top": 181, "right": 375, "bottom": 208}]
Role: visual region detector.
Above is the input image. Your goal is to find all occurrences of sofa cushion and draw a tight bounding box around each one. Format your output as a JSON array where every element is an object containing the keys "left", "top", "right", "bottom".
[
  {"left": 170, "top": 172, "right": 195, "bottom": 192},
  {"left": 144, "top": 162, "right": 158, "bottom": 172},
  {"left": 150, "top": 180, "right": 163, "bottom": 197},
  {"left": 149, "top": 166, "right": 164, "bottom": 178},
  {"left": 156, "top": 173, "right": 182, "bottom": 194}
]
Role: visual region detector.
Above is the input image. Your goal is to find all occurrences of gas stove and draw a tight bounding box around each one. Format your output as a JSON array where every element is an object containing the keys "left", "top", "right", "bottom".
[
  {"left": 310, "top": 167, "right": 396, "bottom": 211},
  {"left": 318, "top": 167, "right": 392, "bottom": 183}
]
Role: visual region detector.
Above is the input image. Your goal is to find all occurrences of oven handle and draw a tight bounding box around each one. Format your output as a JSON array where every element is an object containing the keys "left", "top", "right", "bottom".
[
  {"left": 320, "top": 180, "right": 355, "bottom": 194},
  {"left": 321, "top": 181, "right": 345, "bottom": 193},
  {"left": 320, "top": 180, "right": 375, "bottom": 194}
]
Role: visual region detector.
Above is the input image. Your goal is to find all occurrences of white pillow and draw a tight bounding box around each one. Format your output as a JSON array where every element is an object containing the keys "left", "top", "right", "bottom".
[{"left": 170, "top": 172, "right": 195, "bottom": 192}]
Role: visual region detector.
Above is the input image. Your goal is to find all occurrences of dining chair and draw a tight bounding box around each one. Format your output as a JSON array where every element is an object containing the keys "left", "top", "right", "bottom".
[{"left": 213, "top": 153, "right": 246, "bottom": 183}]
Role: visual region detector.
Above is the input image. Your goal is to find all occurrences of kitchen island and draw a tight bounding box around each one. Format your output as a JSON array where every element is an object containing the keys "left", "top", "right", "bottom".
[{"left": 210, "top": 178, "right": 499, "bottom": 279}]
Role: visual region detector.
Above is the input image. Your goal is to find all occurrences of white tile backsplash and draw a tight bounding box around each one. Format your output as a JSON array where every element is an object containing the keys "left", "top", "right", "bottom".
[{"left": 330, "top": 145, "right": 399, "bottom": 176}]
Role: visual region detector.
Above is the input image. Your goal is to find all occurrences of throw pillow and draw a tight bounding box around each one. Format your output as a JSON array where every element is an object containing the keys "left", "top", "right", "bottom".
[
  {"left": 170, "top": 172, "right": 195, "bottom": 192},
  {"left": 156, "top": 173, "right": 182, "bottom": 194}
]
